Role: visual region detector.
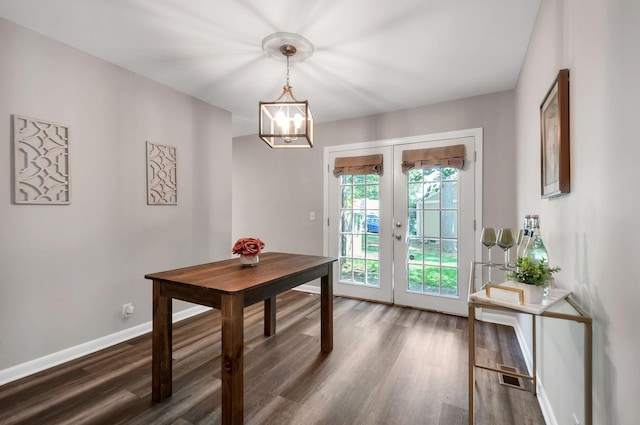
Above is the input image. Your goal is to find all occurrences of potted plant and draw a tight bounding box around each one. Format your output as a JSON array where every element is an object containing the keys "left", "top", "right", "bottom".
[
  {"left": 504, "top": 257, "right": 560, "bottom": 303},
  {"left": 506, "top": 257, "right": 560, "bottom": 286}
]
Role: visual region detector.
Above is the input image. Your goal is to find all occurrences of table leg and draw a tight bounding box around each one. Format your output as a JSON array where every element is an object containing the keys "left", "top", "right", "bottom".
[
  {"left": 152, "top": 280, "right": 172, "bottom": 402},
  {"left": 321, "top": 266, "right": 333, "bottom": 353},
  {"left": 468, "top": 305, "right": 475, "bottom": 425},
  {"left": 221, "top": 293, "right": 244, "bottom": 425},
  {"left": 264, "top": 296, "right": 276, "bottom": 336}
]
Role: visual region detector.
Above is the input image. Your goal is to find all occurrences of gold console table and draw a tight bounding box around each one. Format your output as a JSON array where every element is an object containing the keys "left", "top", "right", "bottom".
[{"left": 467, "top": 262, "right": 592, "bottom": 425}]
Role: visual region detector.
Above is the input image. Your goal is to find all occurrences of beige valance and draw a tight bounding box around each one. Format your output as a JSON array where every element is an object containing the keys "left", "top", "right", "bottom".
[
  {"left": 401, "top": 144, "right": 465, "bottom": 173},
  {"left": 333, "top": 154, "right": 383, "bottom": 176}
]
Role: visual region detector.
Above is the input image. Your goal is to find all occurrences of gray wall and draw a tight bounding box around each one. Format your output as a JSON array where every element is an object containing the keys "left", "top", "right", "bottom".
[
  {"left": 514, "top": 0, "right": 640, "bottom": 424},
  {"left": 233, "top": 89, "right": 516, "bottom": 267},
  {"left": 0, "top": 18, "right": 233, "bottom": 370}
]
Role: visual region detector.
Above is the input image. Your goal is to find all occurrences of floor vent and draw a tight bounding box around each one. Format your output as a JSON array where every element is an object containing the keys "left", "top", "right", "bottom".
[{"left": 497, "top": 363, "right": 525, "bottom": 390}]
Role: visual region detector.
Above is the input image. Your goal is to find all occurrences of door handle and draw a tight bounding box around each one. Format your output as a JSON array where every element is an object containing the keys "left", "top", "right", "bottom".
[{"left": 395, "top": 233, "right": 402, "bottom": 240}]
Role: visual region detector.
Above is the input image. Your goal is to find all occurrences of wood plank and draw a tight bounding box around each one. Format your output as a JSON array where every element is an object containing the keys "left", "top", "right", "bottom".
[{"left": 0, "top": 291, "right": 544, "bottom": 425}]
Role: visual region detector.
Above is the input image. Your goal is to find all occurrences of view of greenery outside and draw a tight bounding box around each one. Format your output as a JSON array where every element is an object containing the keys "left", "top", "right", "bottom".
[
  {"left": 339, "top": 167, "right": 459, "bottom": 297},
  {"left": 339, "top": 174, "right": 380, "bottom": 287},
  {"left": 406, "top": 167, "right": 460, "bottom": 296}
]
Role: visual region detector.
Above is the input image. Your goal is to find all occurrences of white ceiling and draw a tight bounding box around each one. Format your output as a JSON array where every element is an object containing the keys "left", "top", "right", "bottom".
[{"left": 0, "top": 0, "right": 541, "bottom": 137}]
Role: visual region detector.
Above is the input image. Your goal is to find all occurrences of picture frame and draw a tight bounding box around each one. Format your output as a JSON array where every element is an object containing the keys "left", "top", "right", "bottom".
[
  {"left": 540, "top": 69, "right": 570, "bottom": 198},
  {"left": 146, "top": 141, "right": 177, "bottom": 205}
]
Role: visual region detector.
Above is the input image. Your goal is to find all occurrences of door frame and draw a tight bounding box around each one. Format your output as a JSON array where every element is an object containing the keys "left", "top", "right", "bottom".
[{"left": 322, "top": 128, "right": 484, "bottom": 310}]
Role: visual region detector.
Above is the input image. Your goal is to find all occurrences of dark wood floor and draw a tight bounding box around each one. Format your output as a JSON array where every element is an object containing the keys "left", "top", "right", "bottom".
[{"left": 0, "top": 291, "right": 545, "bottom": 424}]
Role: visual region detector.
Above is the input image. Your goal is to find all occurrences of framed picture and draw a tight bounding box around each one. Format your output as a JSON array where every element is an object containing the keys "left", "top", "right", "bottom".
[
  {"left": 540, "top": 69, "right": 570, "bottom": 198},
  {"left": 146, "top": 141, "right": 177, "bottom": 205}
]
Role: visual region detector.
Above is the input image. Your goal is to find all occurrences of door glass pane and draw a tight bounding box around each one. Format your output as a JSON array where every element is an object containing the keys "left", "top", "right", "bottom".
[
  {"left": 339, "top": 257, "right": 351, "bottom": 281},
  {"left": 441, "top": 210, "right": 457, "bottom": 238},
  {"left": 339, "top": 173, "right": 380, "bottom": 287},
  {"left": 405, "top": 166, "right": 459, "bottom": 297},
  {"left": 424, "top": 240, "right": 441, "bottom": 266},
  {"left": 408, "top": 264, "right": 423, "bottom": 291},
  {"left": 423, "top": 210, "right": 440, "bottom": 238}
]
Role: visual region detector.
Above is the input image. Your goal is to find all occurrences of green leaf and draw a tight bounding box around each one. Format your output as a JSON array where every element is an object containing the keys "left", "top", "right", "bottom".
[{"left": 505, "top": 257, "right": 561, "bottom": 287}]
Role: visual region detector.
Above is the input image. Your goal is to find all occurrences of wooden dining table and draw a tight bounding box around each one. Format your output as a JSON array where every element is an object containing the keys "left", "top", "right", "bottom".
[{"left": 144, "top": 252, "right": 336, "bottom": 425}]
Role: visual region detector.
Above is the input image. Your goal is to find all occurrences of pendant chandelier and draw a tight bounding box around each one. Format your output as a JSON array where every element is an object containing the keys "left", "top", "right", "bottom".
[{"left": 259, "top": 33, "right": 314, "bottom": 148}]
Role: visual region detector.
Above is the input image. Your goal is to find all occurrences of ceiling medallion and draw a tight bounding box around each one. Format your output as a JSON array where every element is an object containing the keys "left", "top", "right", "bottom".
[{"left": 258, "top": 32, "right": 314, "bottom": 149}]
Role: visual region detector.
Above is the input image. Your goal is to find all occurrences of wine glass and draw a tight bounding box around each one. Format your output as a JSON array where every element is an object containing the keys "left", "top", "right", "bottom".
[
  {"left": 480, "top": 227, "right": 496, "bottom": 265},
  {"left": 497, "top": 228, "right": 516, "bottom": 269},
  {"left": 480, "top": 227, "right": 496, "bottom": 285}
]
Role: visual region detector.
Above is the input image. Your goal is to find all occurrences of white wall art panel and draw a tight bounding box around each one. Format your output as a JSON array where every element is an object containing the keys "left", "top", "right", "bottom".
[
  {"left": 146, "top": 141, "right": 177, "bottom": 205},
  {"left": 13, "top": 115, "right": 70, "bottom": 204}
]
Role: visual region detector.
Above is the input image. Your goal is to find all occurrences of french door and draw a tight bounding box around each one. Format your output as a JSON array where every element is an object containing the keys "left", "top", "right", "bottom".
[{"left": 326, "top": 130, "right": 481, "bottom": 315}]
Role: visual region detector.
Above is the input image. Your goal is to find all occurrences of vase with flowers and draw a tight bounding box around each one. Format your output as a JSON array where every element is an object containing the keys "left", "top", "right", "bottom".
[{"left": 232, "top": 237, "right": 265, "bottom": 266}]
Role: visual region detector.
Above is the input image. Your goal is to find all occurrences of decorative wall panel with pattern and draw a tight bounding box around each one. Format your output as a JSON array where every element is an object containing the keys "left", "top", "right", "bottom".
[
  {"left": 13, "top": 115, "right": 71, "bottom": 204},
  {"left": 146, "top": 141, "right": 177, "bottom": 205}
]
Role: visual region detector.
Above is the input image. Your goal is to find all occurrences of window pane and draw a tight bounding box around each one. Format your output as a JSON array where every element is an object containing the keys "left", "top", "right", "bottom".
[
  {"left": 339, "top": 258, "right": 352, "bottom": 281},
  {"left": 353, "top": 235, "right": 366, "bottom": 259},
  {"left": 424, "top": 266, "right": 440, "bottom": 293},
  {"left": 353, "top": 210, "right": 365, "bottom": 233},
  {"left": 441, "top": 267, "right": 458, "bottom": 296},
  {"left": 423, "top": 240, "right": 441, "bottom": 266},
  {"left": 366, "top": 174, "right": 379, "bottom": 184},
  {"left": 340, "top": 210, "right": 353, "bottom": 233},
  {"left": 407, "top": 237, "right": 423, "bottom": 263},
  {"left": 366, "top": 186, "right": 379, "bottom": 208},
  {"left": 407, "top": 169, "right": 422, "bottom": 182},
  {"left": 353, "top": 260, "right": 365, "bottom": 284},
  {"left": 423, "top": 168, "right": 441, "bottom": 182},
  {"left": 423, "top": 182, "right": 440, "bottom": 209},
  {"left": 442, "top": 167, "right": 458, "bottom": 181},
  {"left": 366, "top": 235, "right": 379, "bottom": 259},
  {"left": 366, "top": 260, "right": 379, "bottom": 287},
  {"left": 441, "top": 181, "right": 458, "bottom": 209},
  {"left": 340, "top": 234, "right": 352, "bottom": 257},
  {"left": 408, "top": 183, "right": 423, "bottom": 208},
  {"left": 408, "top": 209, "right": 418, "bottom": 236},
  {"left": 408, "top": 264, "right": 423, "bottom": 291},
  {"left": 341, "top": 186, "right": 353, "bottom": 208},
  {"left": 442, "top": 239, "right": 457, "bottom": 266},
  {"left": 423, "top": 210, "right": 440, "bottom": 238},
  {"left": 441, "top": 210, "right": 457, "bottom": 238}
]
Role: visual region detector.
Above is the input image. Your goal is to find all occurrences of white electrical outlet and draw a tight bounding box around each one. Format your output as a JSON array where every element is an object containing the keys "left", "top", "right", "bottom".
[
  {"left": 309, "top": 211, "right": 316, "bottom": 221},
  {"left": 572, "top": 412, "right": 580, "bottom": 425},
  {"left": 122, "top": 303, "right": 134, "bottom": 318}
]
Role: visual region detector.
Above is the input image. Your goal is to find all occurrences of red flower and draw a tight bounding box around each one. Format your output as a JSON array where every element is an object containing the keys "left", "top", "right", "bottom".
[{"left": 232, "top": 237, "right": 265, "bottom": 257}]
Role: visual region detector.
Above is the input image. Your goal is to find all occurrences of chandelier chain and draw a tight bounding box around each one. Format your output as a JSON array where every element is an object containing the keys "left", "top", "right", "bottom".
[{"left": 286, "top": 54, "right": 291, "bottom": 86}]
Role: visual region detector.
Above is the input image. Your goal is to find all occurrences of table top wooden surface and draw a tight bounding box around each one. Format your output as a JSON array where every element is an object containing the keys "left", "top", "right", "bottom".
[{"left": 145, "top": 252, "right": 336, "bottom": 294}]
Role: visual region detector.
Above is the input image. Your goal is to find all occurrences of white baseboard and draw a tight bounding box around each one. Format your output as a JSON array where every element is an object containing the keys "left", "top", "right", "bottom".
[
  {"left": 478, "top": 311, "right": 556, "bottom": 425},
  {"left": 0, "top": 305, "right": 211, "bottom": 386},
  {"left": 536, "top": 377, "right": 558, "bottom": 425},
  {"left": 293, "top": 284, "right": 321, "bottom": 294}
]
